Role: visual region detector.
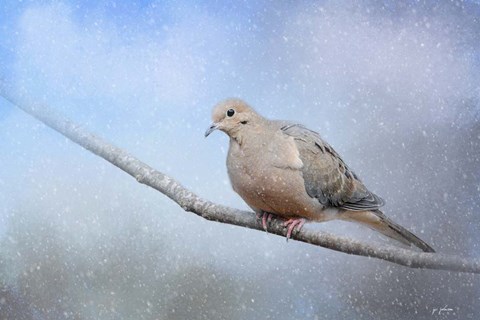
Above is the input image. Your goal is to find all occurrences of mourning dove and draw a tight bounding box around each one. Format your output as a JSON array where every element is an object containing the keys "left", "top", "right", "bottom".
[{"left": 205, "top": 98, "right": 435, "bottom": 252}]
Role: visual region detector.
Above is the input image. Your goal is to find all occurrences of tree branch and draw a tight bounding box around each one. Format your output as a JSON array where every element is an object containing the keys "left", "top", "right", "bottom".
[{"left": 2, "top": 88, "right": 480, "bottom": 274}]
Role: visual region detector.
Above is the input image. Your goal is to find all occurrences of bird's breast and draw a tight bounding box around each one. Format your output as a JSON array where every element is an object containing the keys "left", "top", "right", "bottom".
[{"left": 226, "top": 138, "right": 324, "bottom": 219}]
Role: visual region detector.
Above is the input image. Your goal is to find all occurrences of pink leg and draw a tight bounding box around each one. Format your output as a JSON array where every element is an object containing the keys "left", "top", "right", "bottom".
[
  {"left": 256, "top": 211, "right": 275, "bottom": 231},
  {"left": 283, "top": 218, "right": 306, "bottom": 240}
]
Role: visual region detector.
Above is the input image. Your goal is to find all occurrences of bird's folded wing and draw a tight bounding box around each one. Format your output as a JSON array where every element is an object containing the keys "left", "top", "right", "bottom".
[{"left": 277, "top": 122, "right": 384, "bottom": 211}]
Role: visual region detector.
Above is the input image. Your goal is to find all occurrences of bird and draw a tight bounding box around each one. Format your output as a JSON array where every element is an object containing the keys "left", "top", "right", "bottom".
[{"left": 205, "top": 98, "right": 435, "bottom": 252}]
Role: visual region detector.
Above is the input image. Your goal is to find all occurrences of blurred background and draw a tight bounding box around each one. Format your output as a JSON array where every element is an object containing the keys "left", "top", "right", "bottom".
[{"left": 1, "top": 1, "right": 479, "bottom": 319}]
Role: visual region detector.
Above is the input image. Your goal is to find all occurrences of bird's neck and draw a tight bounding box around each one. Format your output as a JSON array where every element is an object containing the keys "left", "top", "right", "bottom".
[{"left": 229, "top": 121, "right": 273, "bottom": 149}]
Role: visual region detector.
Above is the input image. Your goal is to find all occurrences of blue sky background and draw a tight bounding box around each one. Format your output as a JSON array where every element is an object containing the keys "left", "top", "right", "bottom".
[{"left": 1, "top": 1, "right": 480, "bottom": 319}]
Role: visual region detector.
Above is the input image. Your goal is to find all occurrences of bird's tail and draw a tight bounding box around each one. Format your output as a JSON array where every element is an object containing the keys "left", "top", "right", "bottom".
[{"left": 340, "top": 210, "right": 435, "bottom": 252}]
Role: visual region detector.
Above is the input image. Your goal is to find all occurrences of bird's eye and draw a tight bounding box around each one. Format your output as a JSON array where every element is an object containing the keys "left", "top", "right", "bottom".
[{"left": 226, "top": 109, "right": 235, "bottom": 117}]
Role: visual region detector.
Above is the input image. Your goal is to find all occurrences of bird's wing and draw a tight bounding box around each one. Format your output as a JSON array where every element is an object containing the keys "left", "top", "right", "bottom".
[{"left": 277, "top": 122, "right": 384, "bottom": 210}]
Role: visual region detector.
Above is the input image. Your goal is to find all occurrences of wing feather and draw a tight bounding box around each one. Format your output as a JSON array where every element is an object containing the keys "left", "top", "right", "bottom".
[{"left": 277, "top": 122, "right": 384, "bottom": 211}]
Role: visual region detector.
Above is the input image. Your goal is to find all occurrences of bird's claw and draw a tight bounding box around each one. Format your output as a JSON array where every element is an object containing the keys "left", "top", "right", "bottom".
[
  {"left": 283, "top": 218, "right": 306, "bottom": 241},
  {"left": 256, "top": 211, "right": 274, "bottom": 232},
  {"left": 256, "top": 213, "right": 306, "bottom": 240}
]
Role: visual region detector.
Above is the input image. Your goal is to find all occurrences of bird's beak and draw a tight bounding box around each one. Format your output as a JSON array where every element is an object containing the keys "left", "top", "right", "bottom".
[{"left": 204, "top": 123, "right": 219, "bottom": 137}]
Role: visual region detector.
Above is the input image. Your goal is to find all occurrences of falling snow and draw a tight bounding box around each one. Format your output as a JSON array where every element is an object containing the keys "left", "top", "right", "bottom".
[{"left": 0, "top": 1, "right": 479, "bottom": 319}]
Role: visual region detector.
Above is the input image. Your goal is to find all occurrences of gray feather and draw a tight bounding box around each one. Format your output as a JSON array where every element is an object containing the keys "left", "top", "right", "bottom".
[{"left": 278, "top": 122, "right": 384, "bottom": 211}]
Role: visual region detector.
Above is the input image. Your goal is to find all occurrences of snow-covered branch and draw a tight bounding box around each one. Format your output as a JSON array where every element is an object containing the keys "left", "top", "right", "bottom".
[{"left": 2, "top": 89, "right": 479, "bottom": 274}]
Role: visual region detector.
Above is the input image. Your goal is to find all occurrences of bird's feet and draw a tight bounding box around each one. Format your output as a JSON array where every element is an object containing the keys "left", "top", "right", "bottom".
[
  {"left": 256, "top": 211, "right": 275, "bottom": 231},
  {"left": 283, "top": 218, "right": 306, "bottom": 241},
  {"left": 256, "top": 212, "right": 306, "bottom": 240}
]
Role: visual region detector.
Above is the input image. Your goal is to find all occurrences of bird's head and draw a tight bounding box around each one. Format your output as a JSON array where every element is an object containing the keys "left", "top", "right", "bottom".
[{"left": 205, "top": 98, "right": 263, "bottom": 139}]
